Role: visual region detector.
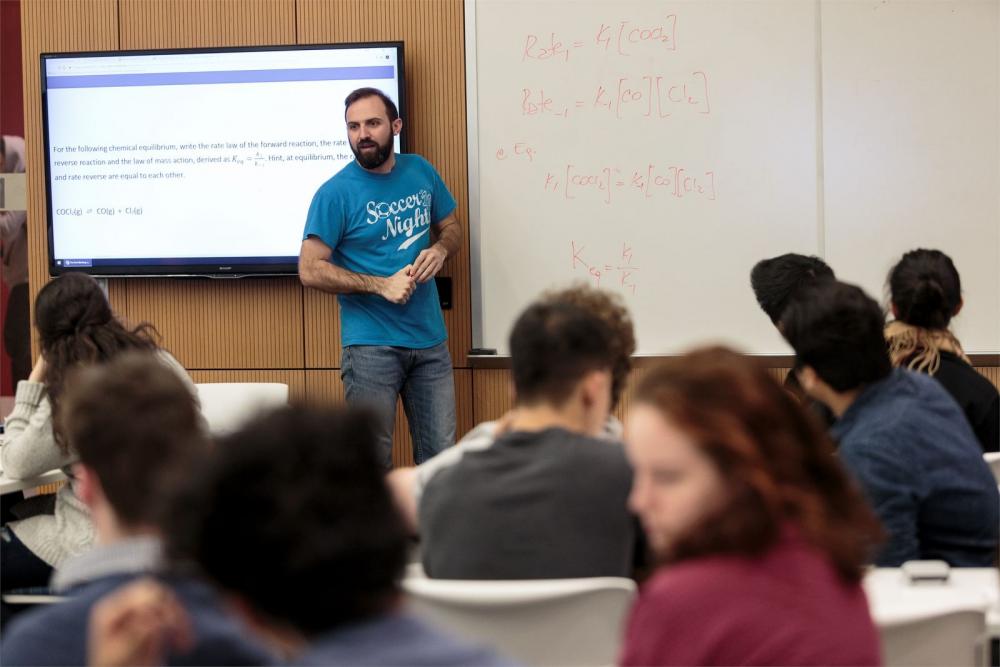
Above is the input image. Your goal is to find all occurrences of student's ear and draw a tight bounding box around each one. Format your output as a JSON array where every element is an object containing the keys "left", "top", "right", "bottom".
[
  {"left": 391, "top": 118, "right": 403, "bottom": 137},
  {"left": 580, "top": 370, "right": 611, "bottom": 409},
  {"left": 953, "top": 297, "right": 963, "bottom": 317},
  {"left": 73, "top": 463, "right": 101, "bottom": 508},
  {"left": 795, "top": 365, "right": 820, "bottom": 393},
  {"left": 890, "top": 301, "right": 900, "bottom": 319}
]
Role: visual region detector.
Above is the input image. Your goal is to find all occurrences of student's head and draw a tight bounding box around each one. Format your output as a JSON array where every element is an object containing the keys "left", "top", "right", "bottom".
[
  {"left": 60, "top": 352, "right": 207, "bottom": 533},
  {"left": 539, "top": 284, "right": 635, "bottom": 409},
  {"left": 509, "top": 297, "right": 617, "bottom": 433},
  {"left": 344, "top": 87, "right": 401, "bottom": 170},
  {"left": 750, "top": 253, "right": 835, "bottom": 324},
  {"left": 625, "top": 346, "right": 880, "bottom": 583},
  {"left": 166, "top": 405, "right": 408, "bottom": 640},
  {"left": 888, "top": 248, "right": 962, "bottom": 330},
  {"left": 35, "top": 272, "right": 158, "bottom": 450},
  {"left": 780, "top": 281, "right": 892, "bottom": 395}
]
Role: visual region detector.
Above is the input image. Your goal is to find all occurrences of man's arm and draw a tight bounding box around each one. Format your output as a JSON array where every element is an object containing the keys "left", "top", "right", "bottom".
[
  {"left": 411, "top": 213, "right": 462, "bottom": 284},
  {"left": 298, "top": 236, "right": 415, "bottom": 304}
]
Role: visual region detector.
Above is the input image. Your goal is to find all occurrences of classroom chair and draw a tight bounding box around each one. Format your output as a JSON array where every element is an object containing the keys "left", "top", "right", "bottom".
[
  {"left": 194, "top": 383, "right": 288, "bottom": 436},
  {"left": 402, "top": 575, "right": 636, "bottom": 667}
]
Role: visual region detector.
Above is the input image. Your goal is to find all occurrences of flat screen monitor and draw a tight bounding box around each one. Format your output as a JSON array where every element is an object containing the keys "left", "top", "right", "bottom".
[{"left": 40, "top": 42, "right": 405, "bottom": 277}]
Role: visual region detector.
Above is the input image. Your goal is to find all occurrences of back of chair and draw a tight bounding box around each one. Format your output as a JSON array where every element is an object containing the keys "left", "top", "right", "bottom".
[
  {"left": 195, "top": 383, "right": 288, "bottom": 436},
  {"left": 402, "top": 576, "right": 636, "bottom": 667},
  {"left": 879, "top": 609, "right": 987, "bottom": 667}
]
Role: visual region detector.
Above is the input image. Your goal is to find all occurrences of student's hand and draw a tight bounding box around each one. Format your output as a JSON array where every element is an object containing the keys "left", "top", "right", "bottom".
[
  {"left": 411, "top": 244, "right": 447, "bottom": 283},
  {"left": 27, "top": 356, "right": 46, "bottom": 383},
  {"left": 379, "top": 265, "right": 417, "bottom": 304},
  {"left": 88, "top": 578, "right": 193, "bottom": 667}
]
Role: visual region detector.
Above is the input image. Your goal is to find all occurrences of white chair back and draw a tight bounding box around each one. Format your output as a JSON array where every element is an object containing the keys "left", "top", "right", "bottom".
[
  {"left": 402, "top": 576, "right": 636, "bottom": 667},
  {"left": 195, "top": 383, "right": 288, "bottom": 436}
]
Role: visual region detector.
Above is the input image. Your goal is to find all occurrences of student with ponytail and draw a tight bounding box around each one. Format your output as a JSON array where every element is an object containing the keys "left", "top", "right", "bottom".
[{"left": 886, "top": 249, "right": 998, "bottom": 452}]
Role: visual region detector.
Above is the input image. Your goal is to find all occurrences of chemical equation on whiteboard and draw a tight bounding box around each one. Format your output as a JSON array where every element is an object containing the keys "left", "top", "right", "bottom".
[
  {"left": 546, "top": 164, "right": 717, "bottom": 204},
  {"left": 571, "top": 241, "right": 639, "bottom": 294},
  {"left": 522, "top": 16, "right": 678, "bottom": 63},
  {"left": 522, "top": 72, "right": 710, "bottom": 120}
]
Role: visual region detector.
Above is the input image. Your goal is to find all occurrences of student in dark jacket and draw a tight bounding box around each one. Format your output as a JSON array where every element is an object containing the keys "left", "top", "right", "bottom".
[
  {"left": 886, "top": 248, "right": 999, "bottom": 452},
  {"left": 782, "top": 281, "right": 999, "bottom": 567}
]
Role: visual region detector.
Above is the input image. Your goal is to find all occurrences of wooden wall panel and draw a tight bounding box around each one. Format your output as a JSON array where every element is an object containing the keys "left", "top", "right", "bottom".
[
  {"left": 305, "top": 368, "right": 472, "bottom": 466},
  {"left": 20, "top": 0, "right": 119, "bottom": 358},
  {"left": 977, "top": 367, "right": 1000, "bottom": 390},
  {"left": 298, "top": 0, "right": 472, "bottom": 368},
  {"left": 125, "top": 278, "right": 304, "bottom": 369},
  {"left": 189, "top": 369, "right": 307, "bottom": 401},
  {"left": 119, "top": 0, "right": 295, "bottom": 49},
  {"left": 304, "top": 289, "right": 341, "bottom": 367}
]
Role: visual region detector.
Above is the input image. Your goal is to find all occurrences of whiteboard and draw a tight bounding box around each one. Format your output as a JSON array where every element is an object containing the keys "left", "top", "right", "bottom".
[
  {"left": 821, "top": 0, "right": 1000, "bottom": 354},
  {"left": 467, "top": 0, "right": 1000, "bottom": 355}
]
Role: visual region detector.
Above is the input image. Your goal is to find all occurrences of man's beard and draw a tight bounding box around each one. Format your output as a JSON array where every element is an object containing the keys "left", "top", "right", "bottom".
[{"left": 352, "top": 134, "right": 394, "bottom": 169}]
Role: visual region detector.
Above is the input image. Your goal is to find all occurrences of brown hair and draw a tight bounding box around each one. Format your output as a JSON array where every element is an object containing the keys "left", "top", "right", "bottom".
[
  {"left": 540, "top": 284, "right": 635, "bottom": 408},
  {"left": 633, "top": 346, "right": 882, "bottom": 583},
  {"left": 60, "top": 352, "right": 206, "bottom": 529}
]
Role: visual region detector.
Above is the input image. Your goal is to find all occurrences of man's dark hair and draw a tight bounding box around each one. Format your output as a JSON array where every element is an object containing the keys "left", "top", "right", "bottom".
[
  {"left": 780, "top": 281, "right": 892, "bottom": 392},
  {"left": 750, "top": 253, "right": 835, "bottom": 323},
  {"left": 888, "top": 248, "right": 962, "bottom": 330},
  {"left": 344, "top": 87, "right": 399, "bottom": 123},
  {"left": 165, "top": 405, "right": 408, "bottom": 638},
  {"left": 60, "top": 352, "right": 206, "bottom": 529},
  {"left": 509, "top": 300, "right": 616, "bottom": 407}
]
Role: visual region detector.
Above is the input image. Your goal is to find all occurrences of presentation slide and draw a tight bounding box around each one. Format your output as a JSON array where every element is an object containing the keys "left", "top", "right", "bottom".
[{"left": 43, "top": 45, "right": 402, "bottom": 271}]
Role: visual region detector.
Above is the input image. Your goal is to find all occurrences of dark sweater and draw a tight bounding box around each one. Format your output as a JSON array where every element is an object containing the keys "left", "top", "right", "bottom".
[
  {"left": 926, "top": 351, "right": 999, "bottom": 453},
  {"left": 831, "top": 369, "right": 999, "bottom": 567},
  {"left": 420, "top": 426, "right": 636, "bottom": 579}
]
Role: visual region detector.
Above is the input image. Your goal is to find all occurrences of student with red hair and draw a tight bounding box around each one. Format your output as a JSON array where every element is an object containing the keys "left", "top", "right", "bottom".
[{"left": 621, "top": 347, "right": 883, "bottom": 666}]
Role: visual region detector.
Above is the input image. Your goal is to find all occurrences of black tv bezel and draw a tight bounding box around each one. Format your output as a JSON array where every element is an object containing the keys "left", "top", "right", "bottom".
[{"left": 40, "top": 41, "right": 407, "bottom": 278}]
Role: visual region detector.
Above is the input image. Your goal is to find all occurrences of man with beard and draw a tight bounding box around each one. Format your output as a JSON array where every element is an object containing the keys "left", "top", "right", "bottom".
[{"left": 299, "top": 87, "right": 462, "bottom": 466}]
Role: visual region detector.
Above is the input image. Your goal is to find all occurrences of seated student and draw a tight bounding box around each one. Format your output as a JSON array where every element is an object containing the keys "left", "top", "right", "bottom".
[
  {"left": 749, "top": 253, "right": 836, "bottom": 425},
  {"left": 1, "top": 272, "right": 194, "bottom": 595},
  {"left": 1, "top": 353, "right": 271, "bottom": 666},
  {"left": 886, "top": 248, "right": 999, "bottom": 452},
  {"left": 138, "top": 405, "right": 504, "bottom": 666},
  {"left": 419, "top": 297, "right": 637, "bottom": 579},
  {"left": 781, "top": 280, "right": 999, "bottom": 567},
  {"left": 620, "top": 347, "right": 882, "bottom": 666},
  {"left": 387, "top": 285, "right": 636, "bottom": 534}
]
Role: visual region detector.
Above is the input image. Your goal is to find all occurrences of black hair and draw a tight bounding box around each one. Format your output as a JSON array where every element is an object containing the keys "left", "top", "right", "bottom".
[
  {"left": 888, "top": 249, "right": 962, "bottom": 330},
  {"left": 780, "top": 281, "right": 892, "bottom": 392},
  {"left": 750, "top": 254, "right": 835, "bottom": 323},
  {"left": 165, "top": 405, "right": 408, "bottom": 638},
  {"left": 509, "top": 300, "right": 616, "bottom": 406},
  {"left": 344, "top": 87, "right": 399, "bottom": 123},
  {"left": 61, "top": 352, "right": 206, "bottom": 528}
]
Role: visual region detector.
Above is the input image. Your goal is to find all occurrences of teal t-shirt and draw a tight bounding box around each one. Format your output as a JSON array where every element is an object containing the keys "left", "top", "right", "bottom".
[{"left": 303, "top": 154, "right": 456, "bottom": 348}]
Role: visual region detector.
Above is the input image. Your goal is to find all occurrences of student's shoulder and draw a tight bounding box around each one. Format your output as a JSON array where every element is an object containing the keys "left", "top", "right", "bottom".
[{"left": 1, "top": 595, "right": 93, "bottom": 665}]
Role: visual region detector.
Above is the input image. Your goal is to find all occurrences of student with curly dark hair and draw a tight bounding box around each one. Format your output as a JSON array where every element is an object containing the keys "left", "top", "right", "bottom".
[
  {"left": 886, "top": 249, "right": 998, "bottom": 451},
  {"left": 159, "top": 405, "right": 506, "bottom": 665},
  {"left": 621, "top": 347, "right": 882, "bottom": 666},
  {"left": 1, "top": 272, "right": 193, "bottom": 593}
]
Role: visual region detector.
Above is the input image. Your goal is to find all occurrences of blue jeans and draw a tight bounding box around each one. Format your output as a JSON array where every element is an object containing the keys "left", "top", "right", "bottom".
[{"left": 341, "top": 342, "right": 456, "bottom": 466}]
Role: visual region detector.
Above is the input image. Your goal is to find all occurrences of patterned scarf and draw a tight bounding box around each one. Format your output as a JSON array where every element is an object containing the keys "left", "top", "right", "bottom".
[{"left": 884, "top": 320, "right": 971, "bottom": 375}]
